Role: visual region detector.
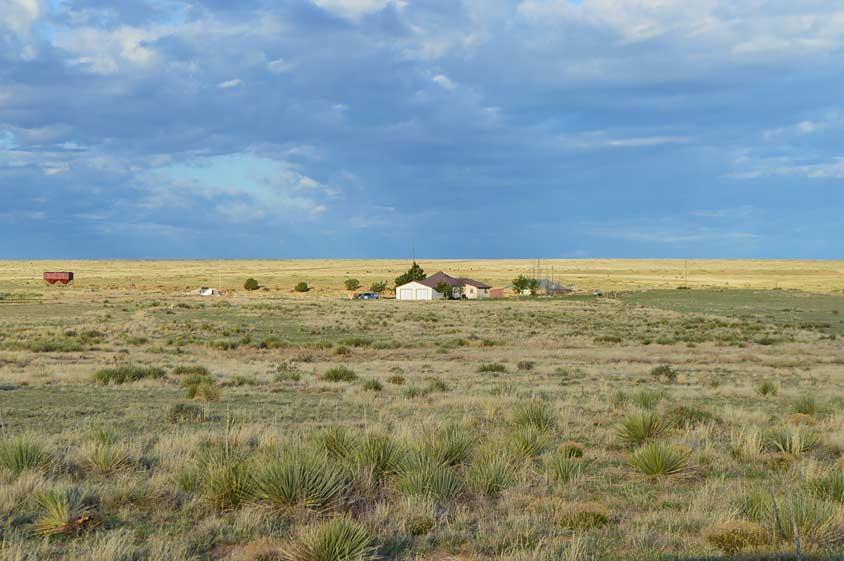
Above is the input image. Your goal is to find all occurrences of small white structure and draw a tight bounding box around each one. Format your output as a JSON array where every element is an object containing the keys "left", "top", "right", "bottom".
[
  {"left": 396, "top": 281, "right": 443, "bottom": 301},
  {"left": 188, "top": 287, "right": 220, "bottom": 296},
  {"left": 396, "top": 272, "right": 491, "bottom": 301}
]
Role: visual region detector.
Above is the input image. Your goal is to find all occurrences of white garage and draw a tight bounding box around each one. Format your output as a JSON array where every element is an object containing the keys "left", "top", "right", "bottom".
[{"left": 395, "top": 280, "right": 443, "bottom": 301}]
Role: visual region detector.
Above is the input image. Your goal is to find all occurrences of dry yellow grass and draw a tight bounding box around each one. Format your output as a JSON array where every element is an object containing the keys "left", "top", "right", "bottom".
[{"left": 1, "top": 259, "right": 843, "bottom": 295}]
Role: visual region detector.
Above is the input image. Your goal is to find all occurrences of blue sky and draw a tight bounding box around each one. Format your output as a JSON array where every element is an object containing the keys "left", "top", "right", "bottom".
[{"left": 1, "top": 0, "right": 843, "bottom": 259}]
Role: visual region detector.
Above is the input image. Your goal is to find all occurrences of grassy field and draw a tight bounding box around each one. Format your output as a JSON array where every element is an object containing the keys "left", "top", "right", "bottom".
[
  {"left": 1, "top": 259, "right": 843, "bottom": 296},
  {"left": 1, "top": 261, "right": 844, "bottom": 560}
]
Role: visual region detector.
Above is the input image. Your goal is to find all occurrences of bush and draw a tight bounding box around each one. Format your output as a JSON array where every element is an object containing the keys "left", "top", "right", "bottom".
[
  {"left": 764, "top": 495, "right": 842, "bottom": 547},
  {"left": 354, "top": 433, "right": 402, "bottom": 481},
  {"left": 478, "top": 363, "right": 507, "bottom": 373},
  {"left": 35, "top": 485, "right": 100, "bottom": 536},
  {"left": 282, "top": 517, "right": 376, "bottom": 561},
  {"left": 370, "top": 281, "right": 387, "bottom": 294},
  {"left": 793, "top": 394, "right": 818, "bottom": 416},
  {"left": 667, "top": 405, "right": 721, "bottom": 429},
  {"left": 616, "top": 410, "right": 667, "bottom": 446},
  {"left": 517, "top": 360, "right": 536, "bottom": 371},
  {"left": 763, "top": 427, "right": 820, "bottom": 457},
  {"left": 509, "top": 426, "right": 551, "bottom": 458},
  {"left": 387, "top": 375, "right": 405, "bottom": 385},
  {"left": 243, "top": 278, "right": 259, "bottom": 291},
  {"left": 251, "top": 449, "right": 348, "bottom": 514},
  {"left": 705, "top": 520, "right": 768, "bottom": 555},
  {"left": 92, "top": 365, "right": 165, "bottom": 385},
  {"left": 321, "top": 366, "right": 358, "bottom": 383},
  {"left": 426, "top": 378, "right": 449, "bottom": 393},
  {"left": 344, "top": 279, "right": 361, "bottom": 291},
  {"left": 167, "top": 402, "right": 207, "bottom": 423},
  {"left": 362, "top": 379, "right": 382, "bottom": 392},
  {"left": 628, "top": 442, "right": 689, "bottom": 477},
  {"left": 318, "top": 427, "right": 357, "bottom": 461},
  {"left": 467, "top": 454, "right": 519, "bottom": 498},
  {"left": 173, "top": 365, "right": 210, "bottom": 376},
  {"left": 553, "top": 502, "right": 611, "bottom": 530},
  {"left": 83, "top": 443, "right": 130, "bottom": 474},
  {"left": 510, "top": 399, "right": 556, "bottom": 431},
  {"left": 423, "top": 424, "right": 475, "bottom": 467},
  {"left": 294, "top": 282, "right": 310, "bottom": 293},
  {"left": 0, "top": 436, "right": 49, "bottom": 475},
  {"left": 398, "top": 456, "right": 463, "bottom": 503},
  {"left": 548, "top": 455, "right": 583, "bottom": 483},
  {"left": 631, "top": 389, "right": 665, "bottom": 409},
  {"left": 755, "top": 379, "right": 779, "bottom": 397},
  {"left": 182, "top": 373, "right": 221, "bottom": 401},
  {"left": 649, "top": 364, "right": 678, "bottom": 383}
]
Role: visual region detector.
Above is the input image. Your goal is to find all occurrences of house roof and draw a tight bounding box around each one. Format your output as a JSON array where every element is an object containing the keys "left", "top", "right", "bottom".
[{"left": 416, "top": 271, "right": 492, "bottom": 290}]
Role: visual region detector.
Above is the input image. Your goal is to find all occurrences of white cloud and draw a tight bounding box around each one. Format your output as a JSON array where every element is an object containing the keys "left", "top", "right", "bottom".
[
  {"left": 432, "top": 74, "right": 456, "bottom": 91},
  {"left": 266, "top": 58, "right": 295, "bottom": 74},
  {"left": 311, "top": 0, "right": 399, "bottom": 20},
  {"left": 217, "top": 79, "right": 242, "bottom": 89},
  {"left": 53, "top": 25, "right": 162, "bottom": 74},
  {"left": 558, "top": 131, "right": 689, "bottom": 150},
  {"left": 0, "top": 0, "right": 41, "bottom": 35}
]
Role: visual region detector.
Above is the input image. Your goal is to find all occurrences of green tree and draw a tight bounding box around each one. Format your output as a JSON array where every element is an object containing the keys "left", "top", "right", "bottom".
[
  {"left": 395, "top": 261, "right": 426, "bottom": 287},
  {"left": 370, "top": 281, "right": 388, "bottom": 294},
  {"left": 344, "top": 278, "right": 361, "bottom": 291},
  {"left": 434, "top": 281, "right": 453, "bottom": 299},
  {"left": 511, "top": 275, "right": 530, "bottom": 294},
  {"left": 294, "top": 281, "right": 310, "bottom": 292},
  {"left": 527, "top": 278, "right": 541, "bottom": 296},
  {"left": 243, "top": 278, "right": 259, "bottom": 291}
]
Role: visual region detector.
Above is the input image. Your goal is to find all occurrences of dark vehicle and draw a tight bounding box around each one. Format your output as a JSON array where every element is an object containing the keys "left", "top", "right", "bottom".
[
  {"left": 354, "top": 292, "right": 380, "bottom": 300},
  {"left": 43, "top": 272, "right": 74, "bottom": 285}
]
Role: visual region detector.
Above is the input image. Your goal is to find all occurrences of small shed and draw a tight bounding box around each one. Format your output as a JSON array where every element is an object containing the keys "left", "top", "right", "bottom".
[{"left": 396, "top": 281, "right": 443, "bottom": 301}]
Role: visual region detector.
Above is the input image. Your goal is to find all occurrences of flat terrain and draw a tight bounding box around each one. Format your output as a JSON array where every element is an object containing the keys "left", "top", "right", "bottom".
[{"left": 0, "top": 261, "right": 844, "bottom": 560}]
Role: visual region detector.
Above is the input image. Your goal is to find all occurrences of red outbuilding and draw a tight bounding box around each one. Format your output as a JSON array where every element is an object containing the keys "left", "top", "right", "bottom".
[{"left": 43, "top": 272, "right": 74, "bottom": 285}]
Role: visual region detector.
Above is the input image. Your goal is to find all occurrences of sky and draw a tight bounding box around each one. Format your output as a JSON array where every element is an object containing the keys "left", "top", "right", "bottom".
[{"left": 1, "top": 0, "right": 843, "bottom": 259}]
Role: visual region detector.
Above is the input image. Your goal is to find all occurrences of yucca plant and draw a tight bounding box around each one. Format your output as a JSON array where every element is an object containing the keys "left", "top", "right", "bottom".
[
  {"left": 354, "top": 433, "right": 403, "bottom": 482},
  {"left": 422, "top": 424, "right": 475, "bottom": 467},
  {"left": 793, "top": 394, "right": 818, "bottom": 416},
  {"left": 628, "top": 442, "right": 689, "bottom": 477},
  {"left": 84, "top": 443, "right": 131, "bottom": 475},
  {"left": 200, "top": 455, "right": 253, "bottom": 511},
  {"left": 755, "top": 379, "right": 779, "bottom": 397},
  {"left": 508, "top": 426, "right": 551, "bottom": 459},
  {"left": 809, "top": 469, "right": 844, "bottom": 503},
  {"left": 35, "top": 485, "right": 100, "bottom": 536},
  {"left": 282, "top": 517, "right": 376, "bottom": 561},
  {"left": 548, "top": 454, "right": 584, "bottom": 484},
  {"left": 764, "top": 427, "right": 820, "bottom": 457},
  {"left": 616, "top": 410, "right": 668, "bottom": 447},
  {"left": 251, "top": 449, "right": 348, "bottom": 514},
  {"left": 510, "top": 399, "right": 556, "bottom": 431},
  {"left": 398, "top": 456, "right": 463, "bottom": 503},
  {"left": 631, "top": 389, "right": 664, "bottom": 410},
  {"left": 467, "top": 454, "right": 519, "bottom": 499},
  {"left": 318, "top": 426, "right": 358, "bottom": 461},
  {"left": 765, "top": 494, "right": 842, "bottom": 548},
  {"left": 0, "top": 436, "right": 49, "bottom": 475}
]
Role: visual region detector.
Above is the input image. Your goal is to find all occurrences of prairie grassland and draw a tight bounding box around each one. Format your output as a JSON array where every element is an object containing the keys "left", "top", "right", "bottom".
[
  {"left": 0, "top": 267, "right": 844, "bottom": 560},
  {"left": 1, "top": 259, "right": 843, "bottom": 296}
]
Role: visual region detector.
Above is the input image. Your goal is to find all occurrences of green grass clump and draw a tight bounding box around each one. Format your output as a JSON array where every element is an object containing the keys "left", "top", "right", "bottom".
[
  {"left": 182, "top": 373, "right": 221, "bottom": 401},
  {"left": 426, "top": 378, "right": 449, "bottom": 393},
  {"left": 251, "top": 449, "right": 348, "bottom": 515},
  {"left": 35, "top": 485, "right": 100, "bottom": 536},
  {"left": 167, "top": 402, "right": 207, "bottom": 423},
  {"left": 631, "top": 388, "right": 664, "bottom": 409},
  {"left": 398, "top": 456, "right": 463, "bottom": 503},
  {"left": 172, "top": 365, "right": 210, "bottom": 376},
  {"left": 361, "top": 379, "right": 383, "bottom": 392},
  {"left": 793, "top": 394, "right": 818, "bottom": 416},
  {"left": 705, "top": 520, "right": 768, "bottom": 555},
  {"left": 508, "top": 426, "right": 551, "bottom": 459},
  {"left": 318, "top": 427, "right": 358, "bottom": 461},
  {"left": 755, "top": 379, "right": 779, "bottom": 397},
  {"left": 422, "top": 424, "right": 475, "bottom": 467},
  {"left": 809, "top": 470, "right": 844, "bottom": 503},
  {"left": 763, "top": 427, "right": 820, "bottom": 457},
  {"left": 509, "top": 399, "right": 556, "bottom": 431},
  {"left": 467, "top": 454, "right": 519, "bottom": 498},
  {"left": 0, "top": 436, "right": 49, "bottom": 475},
  {"left": 282, "top": 517, "right": 376, "bottom": 561},
  {"left": 92, "top": 365, "right": 165, "bottom": 385},
  {"left": 548, "top": 455, "right": 583, "bottom": 483},
  {"left": 649, "top": 364, "right": 678, "bottom": 383},
  {"left": 616, "top": 410, "right": 668, "bottom": 446},
  {"left": 627, "top": 442, "right": 689, "bottom": 477},
  {"left": 84, "top": 443, "right": 130, "bottom": 474},
  {"left": 764, "top": 495, "right": 842, "bottom": 548},
  {"left": 553, "top": 502, "right": 611, "bottom": 530},
  {"left": 387, "top": 375, "right": 405, "bottom": 385},
  {"left": 200, "top": 456, "right": 253, "bottom": 511},
  {"left": 477, "top": 363, "right": 506, "bottom": 373},
  {"left": 354, "top": 433, "right": 403, "bottom": 481},
  {"left": 321, "top": 366, "right": 358, "bottom": 383}
]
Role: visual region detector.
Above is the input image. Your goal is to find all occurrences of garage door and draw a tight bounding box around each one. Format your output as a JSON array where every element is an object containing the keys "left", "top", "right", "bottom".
[
  {"left": 398, "top": 289, "right": 413, "bottom": 300},
  {"left": 415, "top": 289, "right": 429, "bottom": 300}
]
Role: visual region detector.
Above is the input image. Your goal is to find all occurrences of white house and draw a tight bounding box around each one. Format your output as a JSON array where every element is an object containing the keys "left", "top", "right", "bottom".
[{"left": 396, "top": 272, "right": 492, "bottom": 301}]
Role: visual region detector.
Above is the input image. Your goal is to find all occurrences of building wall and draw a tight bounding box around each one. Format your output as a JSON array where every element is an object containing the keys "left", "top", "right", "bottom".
[
  {"left": 463, "top": 285, "right": 490, "bottom": 299},
  {"left": 396, "top": 281, "right": 441, "bottom": 300}
]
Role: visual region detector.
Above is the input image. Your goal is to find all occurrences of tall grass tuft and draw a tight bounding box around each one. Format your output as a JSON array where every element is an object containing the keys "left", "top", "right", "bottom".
[
  {"left": 321, "top": 366, "right": 358, "bottom": 383},
  {"left": 809, "top": 469, "right": 844, "bottom": 503},
  {"left": 197, "top": 450, "right": 253, "bottom": 511},
  {"left": 0, "top": 437, "right": 49, "bottom": 475},
  {"left": 92, "top": 365, "right": 165, "bottom": 385},
  {"left": 616, "top": 410, "right": 668, "bottom": 446},
  {"left": 251, "top": 449, "right": 348, "bottom": 515},
  {"left": 35, "top": 485, "right": 100, "bottom": 535},
  {"left": 282, "top": 517, "right": 376, "bottom": 561},
  {"left": 793, "top": 394, "right": 818, "bottom": 416},
  {"left": 627, "top": 442, "right": 689, "bottom": 477},
  {"left": 467, "top": 454, "right": 519, "bottom": 499},
  {"left": 398, "top": 456, "right": 463, "bottom": 503},
  {"left": 755, "top": 379, "right": 779, "bottom": 397},
  {"left": 765, "top": 494, "right": 843, "bottom": 548},
  {"left": 548, "top": 454, "right": 584, "bottom": 484},
  {"left": 83, "top": 443, "right": 131, "bottom": 475},
  {"left": 508, "top": 426, "right": 551, "bottom": 459},
  {"left": 631, "top": 389, "right": 664, "bottom": 410},
  {"left": 318, "top": 426, "right": 358, "bottom": 461},
  {"left": 422, "top": 424, "right": 475, "bottom": 467},
  {"left": 764, "top": 427, "right": 820, "bottom": 457},
  {"left": 510, "top": 399, "right": 556, "bottom": 431},
  {"left": 354, "top": 433, "right": 403, "bottom": 481}
]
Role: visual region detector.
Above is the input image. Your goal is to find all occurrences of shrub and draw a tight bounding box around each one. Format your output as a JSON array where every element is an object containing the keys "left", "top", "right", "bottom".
[
  {"left": 321, "top": 366, "right": 357, "bottom": 383},
  {"left": 189, "top": 381, "right": 221, "bottom": 402},
  {"left": 281, "top": 517, "right": 376, "bottom": 561},
  {"left": 402, "top": 386, "right": 429, "bottom": 399},
  {"left": 509, "top": 426, "right": 551, "bottom": 458},
  {"left": 649, "top": 364, "right": 678, "bottom": 383},
  {"left": 354, "top": 433, "right": 402, "bottom": 481},
  {"left": 334, "top": 345, "right": 351, "bottom": 356},
  {"left": 251, "top": 449, "right": 348, "bottom": 515},
  {"left": 560, "top": 441, "right": 584, "bottom": 458},
  {"left": 201, "top": 456, "right": 253, "bottom": 511},
  {"left": 755, "top": 379, "right": 779, "bottom": 397},
  {"left": 510, "top": 399, "right": 556, "bottom": 431},
  {"left": 631, "top": 389, "right": 664, "bottom": 409},
  {"left": 92, "top": 365, "right": 165, "bottom": 385},
  {"left": 172, "top": 365, "right": 210, "bottom": 377},
  {"left": 362, "top": 379, "right": 382, "bottom": 392},
  {"left": 0, "top": 437, "right": 49, "bottom": 475},
  {"left": 370, "top": 281, "right": 387, "bottom": 294},
  {"left": 35, "top": 485, "right": 100, "bottom": 536},
  {"left": 318, "top": 427, "right": 357, "bottom": 461},
  {"left": 548, "top": 455, "right": 583, "bottom": 483},
  {"left": 398, "top": 457, "right": 463, "bottom": 503},
  {"left": 167, "top": 402, "right": 206, "bottom": 423},
  {"left": 793, "top": 394, "right": 818, "bottom": 416},
  {"left": 244, "top": 278, "right": 259, "bottom": 291},
  {"left": 84, "top": 443, "right": 130, "bottom": 474},
  {"left": 763, "top": 427, "right": 820, "bottom": 457},
  {"left": 667, "top": 405, "right": 720, "bottom": 429},
  {"left": 627, "top": 442, "right": 689, "bottom": 477},
  {"left": 344, "top": 279, "right": 361, "bottom": 291},
  {"left": 553, "top": 502, "right": 611, "bottom": 530},
  {"left": 478, "top": 363, "right": 506, "bottom": 373},
  {"left": 610, "top": 390, "right": 629, "bottom": 409},
  {"left": 467, "top": 454, "right": 519, "bottom": 498},
  {"left": 616, "top": 410, "right": 668, "bottom": 446},
  {"left": 517, "top": 361, "right": 536, "bottom": 371},
  {"left": 387, "top": 375, "right": 405, "bottom": 385},
  {"left": 423, "top": 424, "right": 475, "bottom": 467},
  {"left": 809, "top": 470, "right": 844, "bottom": 503},
  {"left": 426, "top": 378, "right": 449, "bottom": 393},
  {"left": 705, "top": 520, "right": 768, "bottom": 555},
  {"left": 294, "top": 282, "right": 310, "bottom": 293},
  {"left": 764, "top": 495, "right": 842, "bottom": 548}
]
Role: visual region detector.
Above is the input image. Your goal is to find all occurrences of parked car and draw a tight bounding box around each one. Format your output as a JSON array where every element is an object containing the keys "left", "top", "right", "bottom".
[{"left": 354, "top": 292, "right": 380, "bottom": 300}]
